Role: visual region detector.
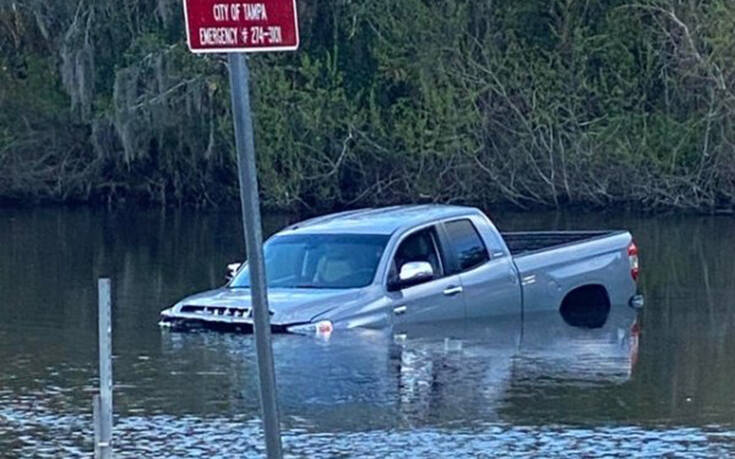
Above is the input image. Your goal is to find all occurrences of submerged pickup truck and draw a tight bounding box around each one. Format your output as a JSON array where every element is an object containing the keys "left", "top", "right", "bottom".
[{"left": 160, "top": 205, "right": 643, "bottom": 334}]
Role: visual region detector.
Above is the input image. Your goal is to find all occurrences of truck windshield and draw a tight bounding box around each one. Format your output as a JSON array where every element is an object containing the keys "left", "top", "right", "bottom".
[{"left": 230, "top": 234, "right": 390, "bottom": 289}]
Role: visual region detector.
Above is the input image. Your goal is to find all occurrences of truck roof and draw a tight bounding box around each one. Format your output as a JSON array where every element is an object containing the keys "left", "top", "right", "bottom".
[{"left": 280, "top": 205, "right": 482, "bottom": 236}]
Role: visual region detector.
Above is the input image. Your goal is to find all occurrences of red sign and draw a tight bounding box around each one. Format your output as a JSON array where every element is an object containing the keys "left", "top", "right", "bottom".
[{"left": 183, "top": 0, "right": 299, "bottom": 53}]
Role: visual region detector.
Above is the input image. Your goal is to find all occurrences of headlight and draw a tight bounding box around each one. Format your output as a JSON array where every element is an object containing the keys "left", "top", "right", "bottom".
[
  {"left": 159, "top": 307, "right": 176, "bottom": 328},
  {"left": 287, "top": 320, "right": 333, "bottom": 337}
]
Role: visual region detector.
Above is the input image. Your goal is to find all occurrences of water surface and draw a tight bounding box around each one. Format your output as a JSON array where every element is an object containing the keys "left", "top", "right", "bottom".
[{"left": 1, "top": 207, "right": 734, "bottom": 457}]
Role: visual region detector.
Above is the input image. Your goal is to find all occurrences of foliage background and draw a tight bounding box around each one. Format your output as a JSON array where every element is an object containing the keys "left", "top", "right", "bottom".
[{"left": 0, "top": 0, "right": 733, "bottom": 211}]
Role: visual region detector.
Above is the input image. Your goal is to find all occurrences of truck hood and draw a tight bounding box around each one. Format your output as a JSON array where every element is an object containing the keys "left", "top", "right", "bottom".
[{"left": 173, "top": 287, "right": 366, "bottom": 325}]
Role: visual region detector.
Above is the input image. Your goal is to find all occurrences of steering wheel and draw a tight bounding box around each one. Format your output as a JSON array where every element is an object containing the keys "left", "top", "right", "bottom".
[{"left": 329, "top": 268, "right": 375, "bottom": 286}]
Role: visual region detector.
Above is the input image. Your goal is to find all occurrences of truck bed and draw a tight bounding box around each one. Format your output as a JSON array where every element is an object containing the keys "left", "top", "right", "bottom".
[{"left": 501, "top": 231, "right": 619, "bottom": 256}]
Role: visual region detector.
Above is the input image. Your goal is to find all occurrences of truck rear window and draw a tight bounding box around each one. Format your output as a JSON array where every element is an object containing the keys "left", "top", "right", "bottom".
[{"left": 444, "top": 219, "right": 489, "bottom": 272}]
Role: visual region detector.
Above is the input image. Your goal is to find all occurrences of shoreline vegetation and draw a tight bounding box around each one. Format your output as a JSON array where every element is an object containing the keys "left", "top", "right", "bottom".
[
  {"left": 1, "top": 194, "right": 732, "bottom": 219},
  {"left": 1, "top": 1, "right": 733, "bottom": 213}
]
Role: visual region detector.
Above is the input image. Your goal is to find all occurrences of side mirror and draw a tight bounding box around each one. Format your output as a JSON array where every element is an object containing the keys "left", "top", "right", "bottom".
[
  {"left": 226, "top": 262, "right": 242, "bottom": 282},
  {"left": 389, "top": 261, "right": 434, "bottom": 291}
]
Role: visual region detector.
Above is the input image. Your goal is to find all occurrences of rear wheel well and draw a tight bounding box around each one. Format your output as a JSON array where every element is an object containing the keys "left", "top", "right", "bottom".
[{"left": 559, "top": 284, "right": 611, "bottom": 328}]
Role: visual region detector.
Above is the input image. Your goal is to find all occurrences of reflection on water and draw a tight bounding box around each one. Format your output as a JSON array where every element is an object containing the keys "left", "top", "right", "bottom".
[{"left": 1, "top": 207, "right": 735, "bottom": 456}]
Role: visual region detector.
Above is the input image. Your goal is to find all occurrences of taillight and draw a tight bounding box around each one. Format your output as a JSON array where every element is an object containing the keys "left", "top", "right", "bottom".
[{"left": 628, "top": 241, "right": 640, "bottom": 281}]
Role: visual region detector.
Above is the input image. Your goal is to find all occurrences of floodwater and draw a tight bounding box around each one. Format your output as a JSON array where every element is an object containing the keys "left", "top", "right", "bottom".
[{"left": 1, "top": 207, "right": 734, "bottom": 457}]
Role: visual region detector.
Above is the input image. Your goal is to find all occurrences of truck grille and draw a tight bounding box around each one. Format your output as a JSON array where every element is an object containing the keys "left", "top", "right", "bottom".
[{"left": 180, "top": 305, "right": 251, "bottom": 318}]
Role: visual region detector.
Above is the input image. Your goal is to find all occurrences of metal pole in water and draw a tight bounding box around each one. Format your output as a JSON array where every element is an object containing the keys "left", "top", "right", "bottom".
[
  {"left": 227, "top": 53, "right": 283, "bottom": 458},
  {"left": 93, "top": 395, "right": 101, "bottom": 458},
  {"left": 97, "top": 278, "right": 113, "bottom": 459}
]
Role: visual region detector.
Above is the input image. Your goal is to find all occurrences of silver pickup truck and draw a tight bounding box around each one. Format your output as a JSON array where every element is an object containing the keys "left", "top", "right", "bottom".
[{"left": 160, "top": 205, "right": 643, "bottom": 335}]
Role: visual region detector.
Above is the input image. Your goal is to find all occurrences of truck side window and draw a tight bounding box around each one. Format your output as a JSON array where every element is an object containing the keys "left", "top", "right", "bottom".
[
  {"left": 389, "top": 227, "right": 443, "bottom": 285},
  {"left": 444, "top": 219, "right": 490, "bottom": 272}
]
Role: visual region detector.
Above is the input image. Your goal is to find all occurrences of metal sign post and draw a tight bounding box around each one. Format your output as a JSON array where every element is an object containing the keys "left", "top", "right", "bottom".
[
  {"left": 227, "top": 52, "right": 282, "bottom": 458},
  {"left": 182, "top": 2, "right": 300, "bottom": 458}
]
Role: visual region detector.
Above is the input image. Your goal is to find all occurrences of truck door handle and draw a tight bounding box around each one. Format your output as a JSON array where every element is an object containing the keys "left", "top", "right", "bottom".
[
  {"left": 443, "top": 286, "right": 463, "bottom": 296},
  {"left": 394, "top": 305, "right": 407, "bottom": 315}
]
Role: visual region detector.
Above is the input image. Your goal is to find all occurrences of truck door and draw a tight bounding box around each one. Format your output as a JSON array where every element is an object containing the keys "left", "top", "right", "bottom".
[
  {"left": 441, "top": 218, "right": 522, "bottom": 318},
  {"left": 387, "top": 225, "right": 465, "bottom": 327}
]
